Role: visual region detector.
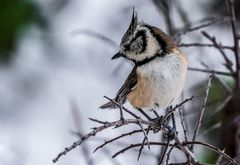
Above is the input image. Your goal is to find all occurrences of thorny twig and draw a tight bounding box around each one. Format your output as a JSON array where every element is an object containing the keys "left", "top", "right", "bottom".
[
  {"left": 161, "top": 96, "right": 196, "bottom": 123},
  {"left": 137, "top": 127, "right": 151, "bottom": 160},
  {"left": 184, "top": 141, "right": 238, "bottom": 165},
  {"left": 53, "top": 97, "right": 199, "bottom": 163},
  {"left": 179, "top": 108, "right": 188, "bottom": 142},
  {"left": 94, "top": 129, "right": 145, "bottom": 153},
  {"left": 53, "top": 94, "right": 237, "bottom": 164},
  {"left": 201, "top": 31, "right": 234, "bottom": 73},
  {"left": 191, "top": 74, "right": 213, "bottom": 151},
  {"left": 53, "top": 118, "right": 154, "bottom": 163}
]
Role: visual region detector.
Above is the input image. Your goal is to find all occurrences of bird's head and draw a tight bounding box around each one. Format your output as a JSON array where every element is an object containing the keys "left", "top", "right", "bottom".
[{"left": 112, "top": 9, "right": 176, "bottom": 64}]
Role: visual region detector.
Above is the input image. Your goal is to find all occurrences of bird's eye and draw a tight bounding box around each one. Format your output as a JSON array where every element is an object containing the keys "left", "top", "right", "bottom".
[
  {"left": 124, "top": 44, "right": 131, "bottom": 51},
  {"left": 130, "top": 36, "right": 143, "bottom": 52}
]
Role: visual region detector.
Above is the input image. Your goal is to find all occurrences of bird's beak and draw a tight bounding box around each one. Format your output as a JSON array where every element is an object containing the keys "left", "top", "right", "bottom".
[{"left": 111, "top": 52, "right": 125, "bottom": 60}]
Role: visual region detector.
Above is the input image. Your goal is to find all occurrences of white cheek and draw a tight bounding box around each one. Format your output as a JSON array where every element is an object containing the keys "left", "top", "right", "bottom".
[{"left": 130, "top": 32, "right": 160, "bottom": 62}]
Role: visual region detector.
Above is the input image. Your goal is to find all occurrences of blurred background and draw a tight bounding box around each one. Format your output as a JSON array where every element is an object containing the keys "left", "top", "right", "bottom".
[{"left": 0, "top": 0, "right": 239, "bottom": 165}]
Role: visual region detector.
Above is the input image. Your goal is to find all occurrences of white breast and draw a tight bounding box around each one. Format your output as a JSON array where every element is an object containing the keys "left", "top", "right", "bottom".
[{"left": 137, "top": 52, "right": 187, "bottom": 109}]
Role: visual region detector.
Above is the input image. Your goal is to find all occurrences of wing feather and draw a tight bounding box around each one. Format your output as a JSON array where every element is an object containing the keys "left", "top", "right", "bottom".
[{"left": 99, "top": 66, "right": 137, "bottom": 109}]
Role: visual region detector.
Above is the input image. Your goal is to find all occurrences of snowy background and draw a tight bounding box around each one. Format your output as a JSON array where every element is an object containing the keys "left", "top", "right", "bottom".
[{"left": 0, "top": 0, "right": 235, "bottom": 165}]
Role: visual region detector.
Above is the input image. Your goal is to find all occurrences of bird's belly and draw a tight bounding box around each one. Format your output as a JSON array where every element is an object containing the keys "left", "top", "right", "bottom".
[
  {"left": 127, "top": 55, "right": 187, "bottom": 110},
  {"left": 127, "top": 75, "right": 183, "bottom": 110}
]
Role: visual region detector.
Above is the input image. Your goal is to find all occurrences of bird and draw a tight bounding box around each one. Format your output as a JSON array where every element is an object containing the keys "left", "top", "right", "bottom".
[{"left": 100, "top": 10, "right": 187, "bottom": 112}]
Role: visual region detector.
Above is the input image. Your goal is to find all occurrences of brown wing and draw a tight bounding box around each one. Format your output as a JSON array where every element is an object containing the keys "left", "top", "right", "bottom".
[{"left": 99, "top": 66, "right": 138, "bottom": 109}]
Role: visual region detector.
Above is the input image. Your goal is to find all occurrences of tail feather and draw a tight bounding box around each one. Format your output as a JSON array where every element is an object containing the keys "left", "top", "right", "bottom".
[{"left": 99, "top": 101, "right": 118, "bottom": 109}]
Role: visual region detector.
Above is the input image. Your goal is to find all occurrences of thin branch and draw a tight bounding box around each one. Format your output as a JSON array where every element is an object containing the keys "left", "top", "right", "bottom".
[
  {"left": 112, "top": 142, "right": 171, "bottom": 158},
  {"left": 171, "top": 113, "right": 176, "bottom": 130},
  {"left": 201, "top": 31, "right": 234, "bottom": 73},
  {"left": 137, "top": 127, "right": 151, "bottom": 160},
  {"left": 175, "top": 17, "right": 228, "bottom": 38},
  {"left": 211, "top": 95, "right": 232, "bottom": 115},
  {"left": 200, "top": 62, "right": 233, "bottom": 94},
  {"left": 93, "top": 129, "right": 144, "bottom": 153},
  {"left": 103, "top": 96, "right": 140, "bottom": 119},
  {"left": 213, "top": 75, "right": 233, "bottom": 94},
  {"left": 168, "top": 163, "right": 206, "bottom": 165},
  {"left": 188, "top": 67, "right": 235, "bottom": 77},
  {"left": 191, "top": 74, "right": 213, "bottom": 151},
  {"left": 227, "top": 0, "right": 240, "bottom": 91},
  {"left": 158, "top": 139, "right": 170, "bottom": 165},
  {"left": 162, "top": 96, "right": 196, "bottom": 122},
  {"left": 165, "top": 145, "right": 175, "bottom": 165},
  {"left": 110, "top": 140, "right": 236, "bottom": 164},
  {"left": 179, "top": 108, "right": 188, "bottom": 142},
  {"left": 174, "top": 136, "right": 198, "bottom": 163},
  {"left": 71, "top": 131, "right": 157, "bottom": 158},
  {"left": 178, "top": 43, "right": 233, "bottom": 51},
  {"left": 216, "top": 148, "right": 225, "bottom": 165},
  {"left": 184, "top": 141, "right": 238, "bottom": 165},
  {"left": 137, "top": 122, "right": 151, "bottom": 150},
  {"left": 53, "top": 118, "right": 155, "bottom": 163}
]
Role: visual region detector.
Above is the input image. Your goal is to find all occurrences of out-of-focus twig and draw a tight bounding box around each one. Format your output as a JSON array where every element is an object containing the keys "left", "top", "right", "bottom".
[
  {"left": 184, "top": 141, "right": 238, "bottom": 165},
  {"left": 188, "top": 67, "right": 234, "bottom": 76},
  {"left": 175, "top": 17, "right": 228, "bottom": 38},
  {"left": 72, "top": 29, "right": 118, "bottom": 47},
  {"left": 190, "top": 74, "right": 213, "bottom": 151},
  {"left": 152, "top": 0, "right": 175, "bottom": 35},
  {"left": 178, "top": 43, "right": 233, "bottom": 50},
  {"left": 201, "top": 31, "right": 234, "bottom": 73},
  {"left": 227, "top": 0, "right": 240, "bottom": 91},
  {"left": 70, "top": 100, "right": 95, "bottom": 165}
]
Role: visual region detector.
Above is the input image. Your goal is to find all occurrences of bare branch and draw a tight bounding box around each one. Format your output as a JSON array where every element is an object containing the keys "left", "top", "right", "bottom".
[
  {"left": 165, "top": 145, "right": 175, "bottom": 165},
  {"left": 201, "top": 31, "right": 234, "bottom": 73},
  {"left": 227, "top": 0, "right": 240, "bottom": 91},
  {"left": 162, "top": 96, "right": 196, "bottom": 122},
  {"left": 94, "top": 129, "right": 144, "bottom": 153},
  {"left": 184, "top": 141, "right": 238, "bottom": 165},
  {"left": 174, "top": 136, "right": 198, "bottom": 163},
  {"left": 178, "top": 43, "right": 233, "bottom": 50},
  {"left": 112, "top": 142, "right": 171, "bottom": 158},
  {"left": 103, "top": 96, "right": 140, "bottom": 119},
  {"left": 188, "top": 67, "right": 235, "bottom": 77},
  {"left": 53, "top": 118, "right": 155, "bottom": 163},
  {"left": 175, "top": 17, "right": 228, "bottom": 38},
  {"left": 137, "top": 127, "right": 151, "bottom": 160},
  {"left": 179, "top": 108, "right": 188, "bottom": 142},
  {"left": 158, "top": 139, "right": 170, "bottom": 165},
  {"left": 191, "top": 74, "right": 213, "bottom": 151}
]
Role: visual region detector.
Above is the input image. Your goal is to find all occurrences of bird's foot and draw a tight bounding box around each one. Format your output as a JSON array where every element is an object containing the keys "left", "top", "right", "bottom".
[
  {"left": 151, "top": 115, "right": 164, "bottom": 133},
  {"left": 162, "top": 123, "right": 177, "bottom": 141}
]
